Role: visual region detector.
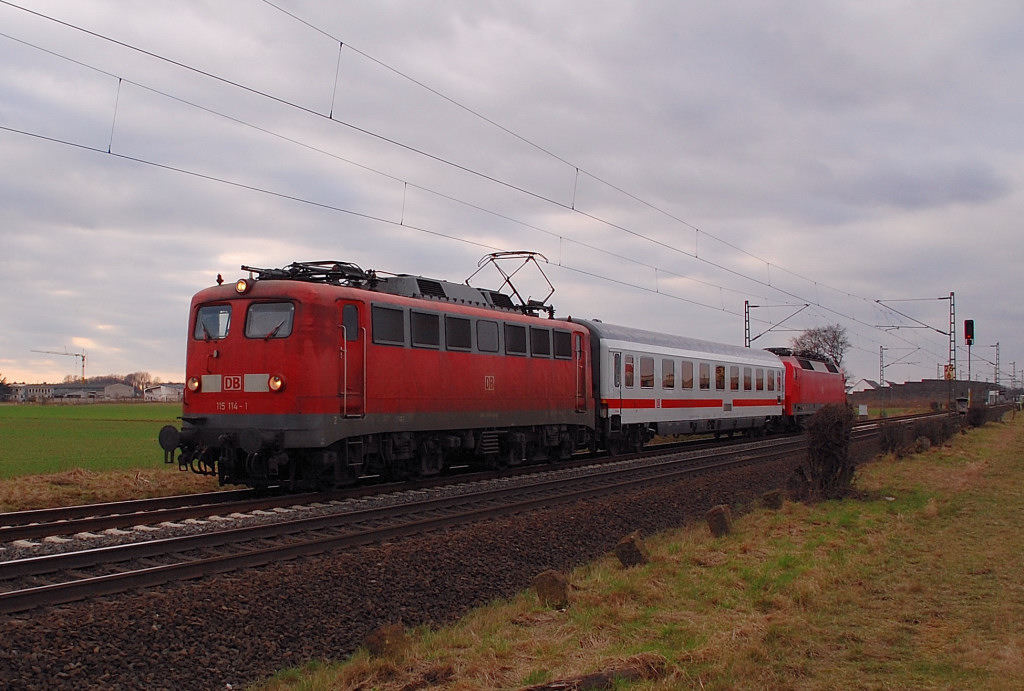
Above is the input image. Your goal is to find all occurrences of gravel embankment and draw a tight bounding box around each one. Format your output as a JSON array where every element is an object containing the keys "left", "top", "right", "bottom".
[{"left": 2, "top": 455, "right": 807, "bottom": 690}]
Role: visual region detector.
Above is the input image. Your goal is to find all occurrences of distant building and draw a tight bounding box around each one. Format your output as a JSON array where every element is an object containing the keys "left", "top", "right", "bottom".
[
  {"left": 847, "top": 379, "right": 880, "bottom": 394},
  {"left": 145, "top": 383, "right": 184, "bottom": 402},
  {"left": 53, "top": 383, "right": 104, "bottom": 399},
  {"left": 9, "top": 381, "right": 151, "bottom": 401},
  {"left": 848, "top": 378, "right": 1012, "bottom": 411},
  {"left": 18, "top": 383, "right": 55, "bottom": 401},
  {"left": 5, "top": 383, "right": 29, "bottom": 402},
  {"left": 104, "top": 383, "right": 135, "bottom": 399}
]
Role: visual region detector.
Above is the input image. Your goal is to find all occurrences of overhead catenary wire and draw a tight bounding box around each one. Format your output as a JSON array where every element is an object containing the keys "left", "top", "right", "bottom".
[{"left": 0, "top": 1, "right": 961, "bottom": 377}]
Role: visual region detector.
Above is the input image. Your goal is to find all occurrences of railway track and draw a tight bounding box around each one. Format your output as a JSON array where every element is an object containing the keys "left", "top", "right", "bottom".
[
  {"left": 0, "top": 411, "right": 953, "bottom": 615},
  {"left": 0, "top": 433, "right": 752, "bottom": 545},
  {"left": 0, "top": 434, "right": 806, "bottom": 614}
]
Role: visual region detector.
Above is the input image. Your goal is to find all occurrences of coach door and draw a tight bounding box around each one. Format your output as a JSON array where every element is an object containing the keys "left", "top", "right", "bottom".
[
  {"left": 611, "top": 350, "right": 623, "bottom": 409},
  {"left": 575, "top": 333, "right": 587, "bottom": 412},
  {"left": 338, "top": 302, "right": 365, "bottom": 417}
]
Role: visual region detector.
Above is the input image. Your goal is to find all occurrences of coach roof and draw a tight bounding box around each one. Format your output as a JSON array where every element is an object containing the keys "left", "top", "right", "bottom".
[{"left": 574, "top": 319, "right": 782, "bottom": 366}]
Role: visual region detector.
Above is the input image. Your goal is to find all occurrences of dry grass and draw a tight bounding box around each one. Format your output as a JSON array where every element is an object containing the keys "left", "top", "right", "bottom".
[
  {"left": 259, "top": 413, "right": 1024, "bottom": 690},
  {"left": 0, "top": 467, "right": 221, "bottom": 511}
]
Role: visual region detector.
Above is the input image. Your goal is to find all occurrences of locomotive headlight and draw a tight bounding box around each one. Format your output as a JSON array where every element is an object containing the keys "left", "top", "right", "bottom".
[
  {"left": 187, "top": 376, "right": 201, "bottom": 392},
  {"left": 269, "top": 374, "right": 285, "bottom": 392},
  {"left": 234, "top": 278, "right": 251, "bottom": 294}
]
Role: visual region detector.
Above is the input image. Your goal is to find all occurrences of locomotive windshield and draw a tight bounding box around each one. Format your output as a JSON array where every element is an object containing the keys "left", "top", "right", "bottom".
[
  {"left": 194, "top": 305, "right": 231, "bottom": 340},
  {"left": 245, "top": 302, "right": 295, "bottom": 339}
]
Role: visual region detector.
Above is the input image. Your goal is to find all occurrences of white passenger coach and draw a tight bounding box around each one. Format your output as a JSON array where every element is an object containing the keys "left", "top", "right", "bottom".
[{"left": 576, "top": 320, "right": 785, "bottom": 450}]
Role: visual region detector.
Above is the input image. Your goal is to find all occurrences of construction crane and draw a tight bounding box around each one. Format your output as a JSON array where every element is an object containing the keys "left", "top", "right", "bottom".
[{"left": 31, "top": 348, "right": 87, "bottom": 382}]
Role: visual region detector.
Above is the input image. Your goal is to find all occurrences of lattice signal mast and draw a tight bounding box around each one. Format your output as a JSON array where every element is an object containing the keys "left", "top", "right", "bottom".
[{"left": 947, "top": 292, "right": 956, "bottom": 380}]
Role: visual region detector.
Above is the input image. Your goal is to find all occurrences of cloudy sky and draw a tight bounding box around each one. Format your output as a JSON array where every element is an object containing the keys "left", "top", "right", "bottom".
[{"left": 1, "top": 0, "right": 1021, "bottom": 389}]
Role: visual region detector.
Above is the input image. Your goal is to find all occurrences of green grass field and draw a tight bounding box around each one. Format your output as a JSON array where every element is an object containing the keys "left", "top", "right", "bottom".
[{"left": 0, "top": 402, "right": 181, "bottom": 479}]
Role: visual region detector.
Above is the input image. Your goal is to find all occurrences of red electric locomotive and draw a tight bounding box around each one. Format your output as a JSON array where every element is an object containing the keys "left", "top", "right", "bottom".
[
  {"left": 159, "top": 261, "right": 593, "bottom": 490},
  {"left": 767, "top": 348, "right": 847, "bottom": 429}
]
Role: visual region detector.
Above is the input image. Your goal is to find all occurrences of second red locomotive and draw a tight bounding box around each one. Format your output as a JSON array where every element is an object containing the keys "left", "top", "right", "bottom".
[{"left": 159, "top": 260, "right": 846, "bottom": 490}]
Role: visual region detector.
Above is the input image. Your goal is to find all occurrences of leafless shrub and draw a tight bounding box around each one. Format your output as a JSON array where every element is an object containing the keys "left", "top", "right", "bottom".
[
  {"left": 910, "top": 417, "right": 957, "bottom": 448},
  {"left": 794, "top": 404, "right": 856, "bottom": 501},
  {"left": 966, "top": 405, "right": 987, "bottom": 429},
  {"left": 878, "top": 420, "right": 907, "bottom": 456}
]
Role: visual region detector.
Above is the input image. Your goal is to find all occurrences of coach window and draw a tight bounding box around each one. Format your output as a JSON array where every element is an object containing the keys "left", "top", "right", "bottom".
[
  {"left": 662, "top": 359, "right": 675, "bottom": 389},
  {"left": 505, "top": 323, "right": 527, "bottom": 355},
  {"left": 681, "top": 361, "right": 694, "bottom": 389},
  {"left": 715, "top": 365, "right": 726, "bottom": 391},
  {"left": 729, "top": 365, "right": 740, "bottom": 391},
  {"left": 742, "top": 367, "right": 752, "bottom": 391},
  {"left": 194, "top": 304, "right": 231, "bottom": 340},
  {"left": 553, "top": 330, "right": 572, "bottom": 359},
  {"left": 411, "top": 311, "right": 440, "bottom": 348},
  {"left": 767, "top": 369, "right": 775, "bottom": 392},
  {"left": 639, "top": 357, "right": 654, "bottom": 388},
  {"left": 699, "top": 362, "right": 711, "bottom": 390},
  {"left": 371, "top": 305, "right": 405, "bottom": 345},
  {"left": 756, "top": 368, "right": 764, "bottom": 391},
  {"left": 477, "top": 320, "right": 499, "bottom": 353},
  {"left": 624, "top": 355, "right": 635, "bottom": 387},
  {"left": 245, "top": 302, "right": 294, "bottom": 339},
  {"left": 445, "top": 316, "right": 472, "bottom": 351},
  {"left": 530, "top": 327, "right": 551, "bottom": 358}
]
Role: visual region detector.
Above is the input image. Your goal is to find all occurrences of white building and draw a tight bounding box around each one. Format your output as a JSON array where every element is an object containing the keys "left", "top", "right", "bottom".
[{"left": 145, "top": 384, "right": 184, "bottom": 402}]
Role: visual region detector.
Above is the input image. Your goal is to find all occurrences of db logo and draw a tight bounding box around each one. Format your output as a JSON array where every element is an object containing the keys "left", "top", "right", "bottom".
[
  {"left": 483, "top": 375, "right": 495, "bottom": 391},
  {"left": 224, "top": 375, "right": 243, "bottom": 391}
]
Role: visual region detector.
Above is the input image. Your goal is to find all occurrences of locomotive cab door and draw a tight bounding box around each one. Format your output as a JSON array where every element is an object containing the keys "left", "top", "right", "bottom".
[{"left": 338, "top": 302, "right": 365, "bottom": 417}]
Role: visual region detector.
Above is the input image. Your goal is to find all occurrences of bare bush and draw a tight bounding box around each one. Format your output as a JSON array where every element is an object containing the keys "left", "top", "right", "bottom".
[
  {"left": 878, "top": 420, "right": 907, "bottom": 456},
  {"left": 793, "top": 404, "right": 856, "bottom": 500},
  {"left": 966, "top": 405, "right": 987, "bottom": 429},
  {"left": 910, "top": 417, "right": 957, "bottom": 448}
]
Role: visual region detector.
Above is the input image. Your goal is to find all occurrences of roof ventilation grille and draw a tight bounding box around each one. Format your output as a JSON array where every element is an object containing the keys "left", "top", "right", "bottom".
[{"left": 416, "top": 278, "right": 448, "bottom": 298}]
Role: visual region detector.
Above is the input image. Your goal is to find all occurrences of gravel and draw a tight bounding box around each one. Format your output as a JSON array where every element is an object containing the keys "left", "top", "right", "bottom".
[{"left": 1, "top": 455, "right": 803, "bottom": 690}]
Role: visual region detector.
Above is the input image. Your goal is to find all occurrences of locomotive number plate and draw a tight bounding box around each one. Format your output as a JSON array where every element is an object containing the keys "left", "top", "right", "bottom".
[{"left": 215, "top": 400, "right": 247, "bottom": 412}]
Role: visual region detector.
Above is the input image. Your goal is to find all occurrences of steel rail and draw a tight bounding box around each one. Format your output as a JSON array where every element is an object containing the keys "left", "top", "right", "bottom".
[
  {"left": 0, "top": 438, "right": 805, "bottom": 614},
  {"left": 0, "top": 433, "right": 769, "bottom": 544},
  {"left": 0, "top": 489, "right": 257, "bottom": 539},
  {"left": 0, "top": 411, "right": 945, "bottom": 546}
]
